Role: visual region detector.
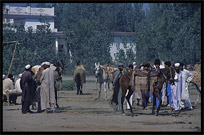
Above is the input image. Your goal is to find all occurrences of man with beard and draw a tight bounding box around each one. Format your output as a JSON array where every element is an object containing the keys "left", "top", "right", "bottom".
[{"left": 20, "top": 65, "right": 34, "bottom": 114}]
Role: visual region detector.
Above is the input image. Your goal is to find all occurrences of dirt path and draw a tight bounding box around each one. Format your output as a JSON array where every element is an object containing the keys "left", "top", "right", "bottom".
[{"left": 3, "top": 76, "right": 201, "bottom": 132}]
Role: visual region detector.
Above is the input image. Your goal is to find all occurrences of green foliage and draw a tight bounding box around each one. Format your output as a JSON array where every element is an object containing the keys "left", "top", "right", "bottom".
[
  {"left": 3, "top": 3, "right": 201, "bottom": 76},
  {"left": 3, "top": 23, "right": 57, "bottom": 75},
  {"left": 132, "top": 3, "right": 201, "bottom": 65}
]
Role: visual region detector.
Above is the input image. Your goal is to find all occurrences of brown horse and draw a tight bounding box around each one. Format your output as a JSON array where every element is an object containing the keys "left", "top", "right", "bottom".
[
  {"left": 119, "top": 70, "right": 134, "bottom": 116},
  {"left": 119, "top": 67, "right": 174, "bottom": 116},
  {"left": 151, "top": 67, "right": 174, "bottom": 116}
]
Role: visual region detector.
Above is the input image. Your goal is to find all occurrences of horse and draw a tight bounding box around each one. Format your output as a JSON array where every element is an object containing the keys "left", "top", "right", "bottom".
[
  {"left": 151, "top": 67, "right": 175, "bottom": 116},
  {"left": 94, "top": 63, "right": 105, "bottom": 100},
  {"left": 119, "top": 70, "right": 134, "bottom": 116},
  {"left": 119, "top": 66, "right": 174, "bottom": 116},
  {"left": 104, "top": 65, "right": 116, "bottom": 88},
  {"left": 73, "top": 64, "right": 86, "bottom": 95}
]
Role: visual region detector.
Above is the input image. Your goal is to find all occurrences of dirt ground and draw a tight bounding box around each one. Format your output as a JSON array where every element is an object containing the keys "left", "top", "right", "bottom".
[{"left": 3, "top": 76, "right": 202, "bottom": 132}]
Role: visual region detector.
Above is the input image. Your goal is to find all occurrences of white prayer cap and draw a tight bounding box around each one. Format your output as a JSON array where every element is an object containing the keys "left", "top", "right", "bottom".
[
  {"left": 44, "top": 62, "right": 50, "bottom": 66},
  {"left": 133, "top": 62, "right": 136, "bottom": 65},
  {"left": 174, "top": 63, "right": 180, "bottom": 67},
  {"left": 3, "top": 74, "right": 5, "bottom": 78},
  {"left": 19, "top": 73, "right": 22, "bottom": 78},
  {"left": 160, "top": 65, "right": 165, "bottom": 69},
  {"left": 41, "top": 62, "right": 45, "bottom": 66},
  {"left": 50, "top": 64, "right": 56, "bottom": 71},
  {"left": 25, "top": 64, "right": 31, "bottom": 69}
]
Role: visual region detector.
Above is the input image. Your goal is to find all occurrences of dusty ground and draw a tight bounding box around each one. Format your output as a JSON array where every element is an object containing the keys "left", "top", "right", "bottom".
[{"left": 3, "top": 76, "right": 202, "bottom": 132}]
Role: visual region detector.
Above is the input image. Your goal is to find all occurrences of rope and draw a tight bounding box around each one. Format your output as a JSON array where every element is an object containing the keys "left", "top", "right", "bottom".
[{"left": 7, "top": 42, "right": 18, "bottom": 77}]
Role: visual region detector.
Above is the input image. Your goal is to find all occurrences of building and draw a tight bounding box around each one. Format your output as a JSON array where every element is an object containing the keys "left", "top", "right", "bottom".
[
  {"left": 110, "top": 32, "right": 136, "bottom": 61},
  {"left": 3, "top": 4, "right": 136, "bottom": 61},
  {"left": 3, "top": 5, "right": 57, "bottom": 32},
  {"left": 3, "top": 4, "right": 63, "bottom": 55}
]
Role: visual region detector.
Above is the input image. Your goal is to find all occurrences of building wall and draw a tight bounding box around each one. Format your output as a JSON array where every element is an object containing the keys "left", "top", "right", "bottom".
[
  {"left": 4, "top": 5, "right": 56, "bottom": 32},
  {"left": 24, "top": 18, "right": 54, "bottom": 31},
  {"left": 13, "top": 19, "right": 25, "bottom": 26},
  {"left": 5, "top": 5, "right": 54, "bottom": 16},
  {"left": 110, "top": 36, "right": 136, "bottom": 60}
]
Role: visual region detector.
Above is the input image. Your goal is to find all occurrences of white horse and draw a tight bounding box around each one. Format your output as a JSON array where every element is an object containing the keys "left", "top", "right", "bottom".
[{"left": 94, "top": 63, "right": 107, "bottom": 100}]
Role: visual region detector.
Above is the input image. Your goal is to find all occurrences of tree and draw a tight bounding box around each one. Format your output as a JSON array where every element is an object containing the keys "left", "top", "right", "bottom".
[{"left": 3, "top": 23, "right": 57, "bottom": 75}]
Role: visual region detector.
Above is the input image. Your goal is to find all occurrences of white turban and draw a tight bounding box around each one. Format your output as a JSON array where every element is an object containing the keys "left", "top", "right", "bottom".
[
  {"left": 174, "top": 63, "right": 180, "bottom": 67},
  {"left": 25, "top": 64, "right": 31, "bottom": 69},
  {"left": 19, "top": 73, "right": 22, "bottom": 78},
  {"left": 133, "top": 62, "right": 136, "bottom": 65},
  {"left": 44, "top": 62, "right": 50, "bottom": 66},
  {"left": 160, "top": 65, "right": 165, "bottom": 69},
  {"left": 50, "top": 64, "right": 56, "bottom": 71},
  {"left": 41, "top": 62, "right": 45, "bottom": 66},
  {"left": 3, "top": 74, "right": 5, "bottom": 79}
]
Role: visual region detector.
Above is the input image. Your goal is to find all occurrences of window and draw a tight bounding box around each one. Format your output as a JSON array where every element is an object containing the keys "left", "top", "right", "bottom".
[{"left": 37, "top": 25, "right": 46, "bottom": 30}]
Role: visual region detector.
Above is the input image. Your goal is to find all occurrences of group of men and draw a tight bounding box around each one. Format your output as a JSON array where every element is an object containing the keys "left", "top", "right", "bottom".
[
  {"left": 3, "top": 62, "right": 62, "bottom": 114},
  {"left": 2, "top": 59, "right": 199, "bottom": 115},
  {"left": 110, "top": 59, "right": 198, "bottom": 112}
]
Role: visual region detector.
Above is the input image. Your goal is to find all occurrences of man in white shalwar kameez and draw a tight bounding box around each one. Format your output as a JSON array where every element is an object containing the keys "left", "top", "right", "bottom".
[
  {"left": 171, "top": 63, "right": 182, "bottom": 111},
  {"left": 180, "top": 63, "right": 194, "bottom": 110},
  {"left": 40, "top": 62, "right": 56, "bottom": 113}
]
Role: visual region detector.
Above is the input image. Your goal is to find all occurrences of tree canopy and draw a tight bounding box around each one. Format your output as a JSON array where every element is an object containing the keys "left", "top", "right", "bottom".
[{"left": 3, "top": 3, "right": 201, "bottom": 75}]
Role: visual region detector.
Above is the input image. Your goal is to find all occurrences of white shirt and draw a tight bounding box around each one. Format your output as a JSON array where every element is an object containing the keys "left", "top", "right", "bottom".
[{"left": 15, "top": 78, "right": 22, "bottom": 93}]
